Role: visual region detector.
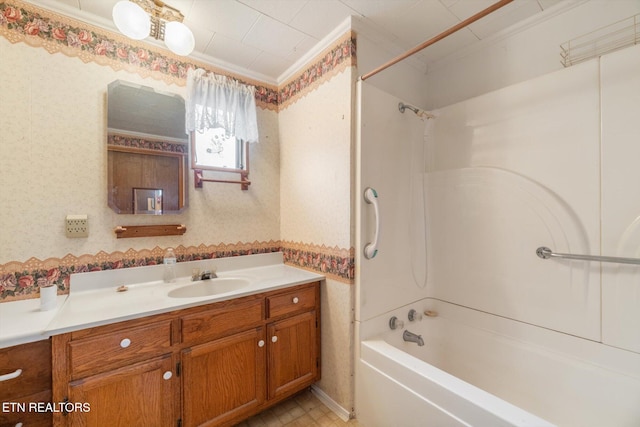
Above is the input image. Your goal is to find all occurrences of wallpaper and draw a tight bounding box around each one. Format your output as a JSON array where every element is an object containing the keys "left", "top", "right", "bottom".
[
  {"left": 0, "top": 0, "right": 356, "bottom": 303},
  {"left": 0, "top": 241, "right": 354, "bottom": 301},
  {"left": 0, "top": 0, "right": 279, "bottom": 109},
  {"left": 0, "top": 0, "right": 356, "bottom": 111}
]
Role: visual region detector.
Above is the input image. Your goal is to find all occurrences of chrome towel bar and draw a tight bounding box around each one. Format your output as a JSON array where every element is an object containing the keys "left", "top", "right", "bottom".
[{"left": 536, "top": 246, "right": 640, "bottom": 265}]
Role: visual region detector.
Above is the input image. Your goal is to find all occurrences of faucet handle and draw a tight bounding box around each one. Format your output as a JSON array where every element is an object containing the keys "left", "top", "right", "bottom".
[
  {"left": 389, "top": 316, "right": 404, "bottom": 330},
  {"left": 408, "top": 309, "right": 423, "bottom": 322}
]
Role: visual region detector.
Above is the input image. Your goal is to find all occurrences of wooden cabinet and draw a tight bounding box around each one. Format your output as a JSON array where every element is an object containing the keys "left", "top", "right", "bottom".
[
  {"left": 182, "top": 328, "right": 266, "bottom": 427},
  {"left": 266, "top": 285, "right": 320, "bottom": 401},
  {"left": 0, "top": 339, "right": 52, "bottom": 427},
  {"left": 52, "top": 317, "right": 178, "bottom": 427},
  {"left": 52, "top": 281, "right": 320, "bottom": 427},
  {"left": 180, "top": 298, "right": 263, "bottom": 346},
  {"left": 67, "top": 354, "right": 176, "bottom": 427},
  {"left": 267, "top": 311, "right": 318, "bottom": 400},
  {"left": 67, "top": 320, "right": 173, "bottom": 380},
  {"left": 266, "top": 285, "right": 317, "bottom": 319}
]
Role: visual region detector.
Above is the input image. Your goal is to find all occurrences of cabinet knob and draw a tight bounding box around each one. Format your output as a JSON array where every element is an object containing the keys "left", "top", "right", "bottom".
[
  {"left": 163, "top": 371, "right": 172, "bottom": 380},
  {"left": 258, "top": 340, "right": 265, "bottom": 348},
  {"left": 292, "top": 297, "right": 299, "bottom": 304},
  {"left": 0, "top": 368, "right": 22, "bottom": 382},
  {"left": 120, "top": 338, "right": 131, "bottom": 348},
  {"left": 271, "top": 336, "right": 278, "bottom": 343}
]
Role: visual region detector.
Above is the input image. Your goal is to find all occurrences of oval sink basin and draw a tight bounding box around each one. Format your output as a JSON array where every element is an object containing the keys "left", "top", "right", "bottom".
[{"left": 167, "top": 278, "right": 250, "bottom": 298}]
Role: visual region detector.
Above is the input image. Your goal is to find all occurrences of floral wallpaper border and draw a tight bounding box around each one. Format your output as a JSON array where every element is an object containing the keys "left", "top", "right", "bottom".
[
  {"left": 281, "top": 241, "right": 355, "bottom": 283},
  {"left": 108, "top": 133, "right": 188, "bottom": 154},
  {"left": 0, "top": 241, "right": 355, "bottom": 302},
  {"left": 0, "top": 0, "right": 356, "bottom": 112},
  {"left": 0, "top": 0, "right": 279, "bottom": 110}
]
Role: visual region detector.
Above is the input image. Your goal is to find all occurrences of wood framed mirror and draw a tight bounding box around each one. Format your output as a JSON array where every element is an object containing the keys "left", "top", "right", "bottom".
[{"left": 107, "top": 80, "right": 188, "bottom": 214}]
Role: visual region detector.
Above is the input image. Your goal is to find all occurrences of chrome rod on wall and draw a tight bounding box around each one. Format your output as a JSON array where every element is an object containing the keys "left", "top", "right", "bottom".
[
  {"left": 536, "top": 246, "right": 640, "bottom": 265},
  {"left": 360, "top": 0, "right": 514, "bottom": 81}
]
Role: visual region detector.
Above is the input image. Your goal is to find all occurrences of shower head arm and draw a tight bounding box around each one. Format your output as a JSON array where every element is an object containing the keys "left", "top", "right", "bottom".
[
  {"left": 398, "top": 102, "right": 418, "bottom": 114},
  {"left": 398, "top": 102, "right": 436, "bottom": 119}
]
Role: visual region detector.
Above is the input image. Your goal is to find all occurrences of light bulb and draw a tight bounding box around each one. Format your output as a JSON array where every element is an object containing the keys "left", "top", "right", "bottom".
[
  {"left": 112, "top": 1, "right": 150, "bottom": 40},
  {"left": 164, "top": 21, "right": 195, "bottom": 56}
]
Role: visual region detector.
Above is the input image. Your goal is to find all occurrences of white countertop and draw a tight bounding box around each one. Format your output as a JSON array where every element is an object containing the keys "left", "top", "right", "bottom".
[
  {"left": 0, "top": 253, "right": 324, "bottom": 348},
  {"left": 0, "top": 295, "right": 68, "bottom": 348}
]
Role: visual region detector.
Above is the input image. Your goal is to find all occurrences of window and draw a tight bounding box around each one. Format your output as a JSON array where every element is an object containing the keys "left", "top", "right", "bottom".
[
  {"left": 186, "top": 69, "right": 257, "bottom": 189},
  {"left": 191, "top": 127, "right": 246, "bottom": 171}
]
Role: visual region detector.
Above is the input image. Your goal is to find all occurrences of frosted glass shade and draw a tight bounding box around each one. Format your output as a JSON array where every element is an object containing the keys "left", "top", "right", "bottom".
[
  {"left": 164, "top": 21, "right": 195, "bottom": 56},
  {"left": 112, "top": 1, "right": 150, "bottom": 40}
]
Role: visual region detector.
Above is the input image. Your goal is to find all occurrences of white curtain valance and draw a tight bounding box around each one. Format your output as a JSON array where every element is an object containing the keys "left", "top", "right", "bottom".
[{"left": 185, "top": 68, "right": 259, "bottom": 143}]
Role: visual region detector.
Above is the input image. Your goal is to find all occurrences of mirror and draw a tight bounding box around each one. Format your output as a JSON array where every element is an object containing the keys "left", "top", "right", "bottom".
[{"left": 107, "top": 80, "right": 188, "bottom": 214}]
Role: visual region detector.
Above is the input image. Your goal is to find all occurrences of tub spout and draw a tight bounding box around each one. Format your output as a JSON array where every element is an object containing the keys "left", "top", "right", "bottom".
[{"left": 403, "top": 330, "right": 424, "bottom": 346}]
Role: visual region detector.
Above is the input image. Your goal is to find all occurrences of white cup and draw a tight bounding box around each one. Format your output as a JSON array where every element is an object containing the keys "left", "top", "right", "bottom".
[{"left": 40, "top": 285, "right": 57, "bottom": 311}]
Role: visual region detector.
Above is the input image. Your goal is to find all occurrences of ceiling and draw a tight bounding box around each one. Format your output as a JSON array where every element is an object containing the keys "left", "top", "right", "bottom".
[{"left": 34, "top": 0, "right": 563, "bottom": 84}]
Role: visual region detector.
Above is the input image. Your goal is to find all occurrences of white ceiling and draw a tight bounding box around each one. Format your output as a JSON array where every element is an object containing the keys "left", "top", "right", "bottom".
[{"left": 34, "top": 0, "right": 563, "bottom": 84}]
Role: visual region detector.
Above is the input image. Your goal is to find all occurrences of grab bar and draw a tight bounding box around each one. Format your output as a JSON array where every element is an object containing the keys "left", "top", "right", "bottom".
[
  {"left": 536, "top": 246, "right": 640, "bottom": 265},
  {"left": 364, "top": 187, "right": 380, "bottom": 259}
]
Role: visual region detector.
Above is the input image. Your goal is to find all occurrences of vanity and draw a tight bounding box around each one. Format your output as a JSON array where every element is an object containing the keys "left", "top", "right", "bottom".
[{"left": 1, "top": 253, "right": 323, "bottom": 427}]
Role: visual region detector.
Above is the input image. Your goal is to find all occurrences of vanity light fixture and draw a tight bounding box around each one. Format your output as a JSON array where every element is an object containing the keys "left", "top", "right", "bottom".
[{"left": 112, "top": 0, "right": 195, "bottom": 56}]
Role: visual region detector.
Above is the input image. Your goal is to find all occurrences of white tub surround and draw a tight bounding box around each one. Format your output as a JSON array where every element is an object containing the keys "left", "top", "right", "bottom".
[
  {"left": 359, "top": 341, "right": 552, "bottom": 427},
  {"left": 356, "top": 38, "right": 640, "bottom": 427},
  {"left": 357, "top": 299, "right": 640, "bottom": 427}
]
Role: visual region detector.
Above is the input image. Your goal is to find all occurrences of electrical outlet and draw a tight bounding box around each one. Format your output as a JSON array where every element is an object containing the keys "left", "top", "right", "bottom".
[{"left": 66, "top": 214, "right": 88, "bottom": 238}]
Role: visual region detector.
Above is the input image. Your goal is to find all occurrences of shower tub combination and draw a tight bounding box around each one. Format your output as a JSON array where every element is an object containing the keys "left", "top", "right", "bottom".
[
  {"left": 356, "top": 299, "right": 640, "bottom": 427},
  {"left": 355, "top": 39, "right": 640, "bottom": 425}
]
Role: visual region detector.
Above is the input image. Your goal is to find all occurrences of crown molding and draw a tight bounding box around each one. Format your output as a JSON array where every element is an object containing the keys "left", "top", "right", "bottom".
[
  {"left": 24, "top": 0, "right": 118, "bottom": 32},
  {"left": 276, "top": 15, "right": 353, "bottom": 85},
  {"left": 20, "top": 0, "right": 584, "bottom": 89},
  {"left": 187, "top": 51, "right": 278, "bottom": 86},
  {"left": 277, "top": 14, "right": 429, "bottom": 85}
]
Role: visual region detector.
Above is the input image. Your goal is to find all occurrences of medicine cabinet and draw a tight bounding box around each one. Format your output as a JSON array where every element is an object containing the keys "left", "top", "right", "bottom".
[{"left": 107, "top": 80, "right": 189, "bottom": 214}]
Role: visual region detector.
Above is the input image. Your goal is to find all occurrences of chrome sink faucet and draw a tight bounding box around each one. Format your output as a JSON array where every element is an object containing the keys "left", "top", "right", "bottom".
[
  {"left": 403, "top": 330, "right": 424, "bottom": 346},
  {"left": 191, "top": 268, "right": 218, "bottom": 281},
  {"left": 200, "top": 270, "right": 217, "bottom": 280}
]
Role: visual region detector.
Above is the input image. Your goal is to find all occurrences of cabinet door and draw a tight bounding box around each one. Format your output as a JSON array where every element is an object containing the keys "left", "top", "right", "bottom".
[
  {"left": 181, "top": 328, "right": 266, "bottom": 427},
  {"left": 267, "top": 311, "right": 318, "bottom": 400},
  {"left": 68, "top": 354, "right": 176, "bottom": 427}
]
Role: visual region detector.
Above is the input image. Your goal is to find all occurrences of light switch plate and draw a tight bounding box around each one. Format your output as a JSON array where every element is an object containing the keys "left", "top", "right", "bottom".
[{"left": 66, "top": 214, "right": 88, "bottom": 238}]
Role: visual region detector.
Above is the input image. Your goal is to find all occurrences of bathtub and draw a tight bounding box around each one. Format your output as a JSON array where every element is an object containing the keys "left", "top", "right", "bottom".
[{"left": 355, "top": 299, "right": 640, "bottom": 427}]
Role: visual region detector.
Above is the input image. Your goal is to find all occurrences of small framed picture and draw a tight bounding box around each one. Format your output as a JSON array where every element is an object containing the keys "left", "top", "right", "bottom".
[{"left": 133, "top": 188, "right": 163, "bottom": 215}]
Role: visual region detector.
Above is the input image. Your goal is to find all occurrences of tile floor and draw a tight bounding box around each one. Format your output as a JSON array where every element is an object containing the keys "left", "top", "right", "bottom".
[{"left": 235, "top": 388, "right": 362, "bottom": 427}]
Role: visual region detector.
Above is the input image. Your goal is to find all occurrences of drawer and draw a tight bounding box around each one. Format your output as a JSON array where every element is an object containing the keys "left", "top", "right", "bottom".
[
  {"left": 0, "top": 339, "right": 51, "bottom": 401},
  {"left": 0, "top": 389, "right": 52, "bottom": 427},
  {"left": 69, "top": 321, "right": 172, "bottom": 379},
  {"left": 181, "top": 298, "right": 264, "bottom": 345},
  {"left": 267, "top": 284, "right": 317, "bottom": 319}
]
